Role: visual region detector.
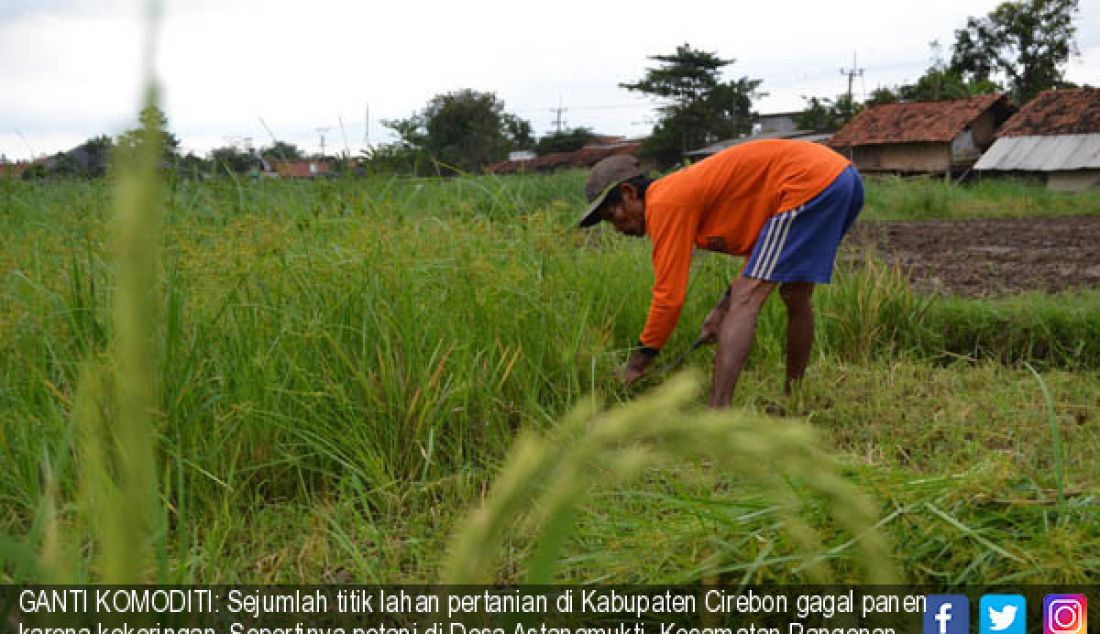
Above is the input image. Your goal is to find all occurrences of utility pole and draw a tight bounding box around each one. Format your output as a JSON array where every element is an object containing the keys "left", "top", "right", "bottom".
[
  {"left": 839, "top": 52, "right": 865, "bottom": 105},
  {"left": 550, "top": 95, "right": 567, "bottom": 134},
  {"left": 315, "top": 126, "right": 332, "bottom": 157}
]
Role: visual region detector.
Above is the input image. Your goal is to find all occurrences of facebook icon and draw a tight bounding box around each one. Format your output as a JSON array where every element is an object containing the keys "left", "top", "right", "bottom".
[{"left": 925, "top": 595, "right": 970, "bottom": 634}]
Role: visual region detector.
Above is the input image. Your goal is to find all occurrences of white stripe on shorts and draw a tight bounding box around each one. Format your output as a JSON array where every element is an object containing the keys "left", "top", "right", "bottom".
[
  {"left": 763, "top": 207, "right": 800, "bottom": 278},
  {"left": 750, "top": 215, "right": 783, "bottom": 278},
  {"left": 750, "top": 207, "right": 801, "bottom": 279}
]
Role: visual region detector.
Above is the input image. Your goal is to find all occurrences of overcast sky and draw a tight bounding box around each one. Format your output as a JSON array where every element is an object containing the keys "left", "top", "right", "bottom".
[{"left": 1, "top": 0, "right": 1098, "bottom": 161}]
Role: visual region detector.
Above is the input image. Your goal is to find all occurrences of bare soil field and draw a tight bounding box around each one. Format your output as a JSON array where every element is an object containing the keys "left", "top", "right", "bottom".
[{"left": 848, "top": 216, "right": 1100, "bottom": 296}]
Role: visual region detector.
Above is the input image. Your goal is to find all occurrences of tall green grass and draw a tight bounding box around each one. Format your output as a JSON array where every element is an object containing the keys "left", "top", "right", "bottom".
[
  {"left": 1, "top": 169, "right": 1097, "bottom": 583},
  {"left": 444, "top": 373, "right": 897, "bottom": 584},
  {"left": 4, "top": 0, "right": 167, "bottom": 584},
  {"left": 860, "top": 174, "right": 1100, "bottom": 220}
]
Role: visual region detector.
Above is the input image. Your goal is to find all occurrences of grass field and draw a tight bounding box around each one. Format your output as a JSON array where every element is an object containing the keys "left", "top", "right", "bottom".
[
  {"left": 1, "top": 172, "right": 1097, "bottom": 584},
  {"left": 862, "top": 173, "right": 1100, "bottom": 220}
]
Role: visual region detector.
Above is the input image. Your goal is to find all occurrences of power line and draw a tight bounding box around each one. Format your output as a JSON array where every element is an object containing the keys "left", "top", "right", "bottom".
[
  {"left": 570, "top": 102, "right": 654, "bottom": 110},
  {"left": 511, "top": 101, "right": 651, "bottom": 113},
  {"left": 264, "top": 100, "right": 653, "bottom": 139}
]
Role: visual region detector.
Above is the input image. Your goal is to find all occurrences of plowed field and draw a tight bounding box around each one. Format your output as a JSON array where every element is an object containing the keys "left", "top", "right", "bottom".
[{"left": 848, "top": 216, "right": 1100, "bottom": 296}]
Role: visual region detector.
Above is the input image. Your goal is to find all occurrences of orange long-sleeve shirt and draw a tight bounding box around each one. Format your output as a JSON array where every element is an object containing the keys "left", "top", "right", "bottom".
[{"left": 639, "top": 139, "right": 850, "bottom": 350}]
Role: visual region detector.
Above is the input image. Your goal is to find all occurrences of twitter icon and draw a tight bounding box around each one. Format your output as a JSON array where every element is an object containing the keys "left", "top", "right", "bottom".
[{"left": 981, "top": 594, "right": 1026, "bottom": 634}]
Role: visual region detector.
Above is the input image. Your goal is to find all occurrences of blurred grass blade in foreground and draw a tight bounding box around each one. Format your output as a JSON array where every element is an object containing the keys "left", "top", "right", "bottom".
[
  {"left": 444, "top": 371, "right": 899, "bottom": 585},
  {"left": 74, "top": 0, "right": 166, "bottom": 583}
]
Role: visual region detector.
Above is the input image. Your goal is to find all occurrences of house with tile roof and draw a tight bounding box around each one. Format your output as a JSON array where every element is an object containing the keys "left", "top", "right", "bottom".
[
  {"left": 261, "top": 158, "right": 334, "bottom": 178},
  {"left": 0, "top": 160, "right": 32, "bottom": 178},
  {"left": 827, "top": 94, "right": 1015, "bottom": 176},
  {"left": 974, "top": 88, "right": 1100, "bottom": 191}
]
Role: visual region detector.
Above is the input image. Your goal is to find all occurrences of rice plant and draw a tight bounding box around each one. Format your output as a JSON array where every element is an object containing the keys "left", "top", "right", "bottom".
[
  {"left": 444, "top": 372, "right": 898, "bottom": 584},
  {"left": 1, "top": 156, "right": 1097, "bottom": 583}
]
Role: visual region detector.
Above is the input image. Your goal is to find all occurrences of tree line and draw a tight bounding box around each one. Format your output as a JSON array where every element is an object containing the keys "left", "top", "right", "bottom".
[
  {"left": 18, "top": 106, "right": 315, "bottom": 181},
  {"left": 376, "top": 0, "right": 1081, "bottom": 171},
  {"left": 13, "top": 0, "right": 1081, "bottom": 180},
  {"left": 798, "top": 0, "right": 1080, "bottom": 134}
]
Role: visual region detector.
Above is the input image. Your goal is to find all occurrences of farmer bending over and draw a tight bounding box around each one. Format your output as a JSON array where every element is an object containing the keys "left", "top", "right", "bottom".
[{"left": 579, "top": 140, "right": 863, "bottom": 408}]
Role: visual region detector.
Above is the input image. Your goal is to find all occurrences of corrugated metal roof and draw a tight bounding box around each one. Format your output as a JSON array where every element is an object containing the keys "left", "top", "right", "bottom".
[
  {"left": 974, "top": 134, "right": 1100, "bottom": 171},
  {"left": 998, "top": 88, "right": 1100, "bottom": 137},
  {"left": 828, "top": 94, "right": 1013, "bottom": 147}
]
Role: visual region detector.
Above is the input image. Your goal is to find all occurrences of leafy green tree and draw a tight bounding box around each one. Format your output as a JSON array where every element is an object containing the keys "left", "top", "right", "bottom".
[
  {"left": 175, "top": 152, "right": 208, "bottom": 180},
  {"left": 893, "top": 40, "right": 1003, "bottom": 102},
  {"left": 366, "top": 117, "right": 431, "bottom": 175},
  {"left": 899, "top": 67, "right": 1002, "bottom": 101},
  {"left": 260, "top": 140, "right": 304, "bottom": 160},
  {"left": 73, "top": 136, "right": 114, "bottom": 177},
  {"left": 796, "top": 94, "right": 860, "bottom": 131},
  {"left": 56, "top": 136, "right": 113, "bottom": 178},
  {"left": 535, "top": 127, "right": 596, "bottom": 155},
  {"left": 20, "top": 136, "right": 114, "bottom": 179},
  {"left": 360, "top": 143, "right": 431, "bottom": 176},
  {"left": 857, "top": 42, "right": 1002, "bottom": 108},
  {"left": 209, "top": 145, "right": 259, "bottom": 174},
  {"left": 865, "top": 87, "right": 900, "bottom": 106},
  {"left": 21, "top": 163, "right": 47, "bottom": 181},
  {"left": 950, "top": 0, "right": 1080, "bottom": 103},
  {"left": 384, "top": 89, "right": 532, "bottom": 173},
  {"left": 116, "top": 106, "right": 180, "bottom": 165},
  {"left": 385, "top": 117, "right": 427, "bottom": 150},
  {"left": 621, "top": 43, "right": 763, "bottom": 167},
  {"left": 502, "top": 114, "right": 535, "bottom": 151},
  {"left": 797, "top": 97, "right": 838, "bottom": 132}
]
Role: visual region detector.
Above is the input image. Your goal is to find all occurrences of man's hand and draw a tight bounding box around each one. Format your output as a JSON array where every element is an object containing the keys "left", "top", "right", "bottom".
[
  {"left": 699, "top": 291, "right": 731, "bottom": 344},
  {"left": 620, "top": 348, "right": 654, "bottom": 386}
]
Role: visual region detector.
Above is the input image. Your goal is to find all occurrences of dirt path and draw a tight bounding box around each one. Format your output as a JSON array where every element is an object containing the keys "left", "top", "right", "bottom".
[{"left": 846, "top": 216, "right": 1100, "bottom": 296}]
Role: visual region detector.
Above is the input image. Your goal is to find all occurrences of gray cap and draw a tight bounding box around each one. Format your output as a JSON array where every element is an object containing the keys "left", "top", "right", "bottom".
[{"left": 579, "top": 154, "right": 643, "bottom": 227}]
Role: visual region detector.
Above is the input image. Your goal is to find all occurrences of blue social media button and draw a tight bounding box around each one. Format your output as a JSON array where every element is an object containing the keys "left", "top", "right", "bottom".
[
  {"left": 925, "top": 595, "right": 970, "bottom": 634},
  {"left": 981, "top": 595, "right": 1026, "bottom": 634}
]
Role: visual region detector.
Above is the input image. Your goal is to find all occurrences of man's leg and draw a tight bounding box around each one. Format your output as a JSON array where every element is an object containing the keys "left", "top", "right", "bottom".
[
  {"left": 779, "top": 282, "right": 815, "bottom": 394},
  {"left": 710, "top": 276, "right": 776, "bottom": 408}
]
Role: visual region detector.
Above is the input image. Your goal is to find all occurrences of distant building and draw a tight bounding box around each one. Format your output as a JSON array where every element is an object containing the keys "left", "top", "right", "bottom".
[
  {"left": 587, "top": 134, "right": 628, "bottom": 146},
  {"left": 827, "top": 94, "right": 1015, "bottom": 176},
  {"left": 487, "top": 140, "right": 642, "bottom": 174},
  {"left": 974, "top": 88, "right": 1100, "bottom": 192},
  {"left": 261, "top": 158, "right": 334, "bottom": 178},
  {"left": 686, "top": 130, "right": 834, "bottom": 160},
  {"left": 0, "top": 160, "right": 30, "bottom": 178},
  {"left": 755, "top": 111, "right": 802, "bottom": 135},
  {"left": 0, "top": 157, "right": 47, "bottom": 179}
]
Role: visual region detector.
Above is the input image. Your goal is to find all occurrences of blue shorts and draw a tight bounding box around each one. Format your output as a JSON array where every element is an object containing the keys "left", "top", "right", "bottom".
[{"left": 743, "top": 165, "right": 864, "bottom": 283}]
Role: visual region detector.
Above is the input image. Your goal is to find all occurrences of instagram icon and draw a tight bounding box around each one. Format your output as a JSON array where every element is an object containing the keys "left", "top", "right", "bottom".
[{"left": 1044, "top": 595, "right": 1087, "bottom": 634}]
